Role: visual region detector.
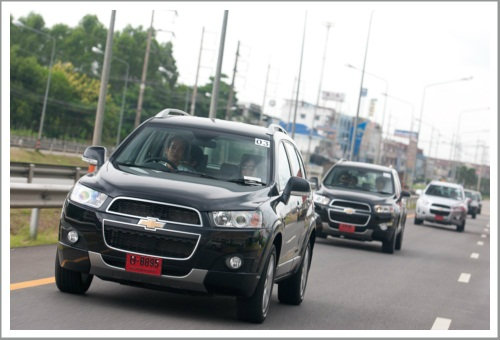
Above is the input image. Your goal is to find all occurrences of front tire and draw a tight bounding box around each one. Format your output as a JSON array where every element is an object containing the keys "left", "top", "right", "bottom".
[
  {"left": 382, "top": 230, "right": 396, "bottom": 254},
  {"left": 237, "top": 246, "right": 276, "bottom": 323},
  {"left": 55, "top": 251, "right": 93, "bottom": 294},
  {"left": 278, "top": 242, "right": 311, "bottom": 305},
  {"left": 395, "top": 226, "right": 404, "bottom": 250},
  {"left": 456, "top": 219, "right": 466, "bottom": 232},
  {"left": 414, "top": 217, "right": 423, "bottom": 225}
]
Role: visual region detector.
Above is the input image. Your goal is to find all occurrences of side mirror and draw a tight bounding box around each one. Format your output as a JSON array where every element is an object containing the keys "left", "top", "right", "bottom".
[
  {"left": 82, "top": 146, "right": 107, "bottom": 169},
  {"left": 282, "top": 176, "right": 311, "bottom": 205},
  {"left": 415, "top": 189, "right": 423, "bottom": 196},
  {"left": 401, "top": 190, "right": 411, "bottom": 198},
  {"left": 309, "top": 177, "right": 319, "bottom": 190}
]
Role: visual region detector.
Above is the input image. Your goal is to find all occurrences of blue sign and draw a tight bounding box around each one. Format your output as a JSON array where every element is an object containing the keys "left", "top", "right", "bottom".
[{"left": 361, "top": 88, "right": 368, "bottom": 97}]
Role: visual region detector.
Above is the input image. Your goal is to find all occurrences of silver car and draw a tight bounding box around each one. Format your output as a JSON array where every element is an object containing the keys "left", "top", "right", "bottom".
[{"left": 415, "top": 181, "right": 468, "bottom": 232}]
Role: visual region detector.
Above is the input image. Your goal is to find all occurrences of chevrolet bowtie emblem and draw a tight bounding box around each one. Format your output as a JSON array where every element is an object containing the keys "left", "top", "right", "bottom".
[
  {"left": 344, "top": 208, "right": 355, "bottom": 215},
  {"left": 138, "top": 217, "right": 165, "bottom": 230}
]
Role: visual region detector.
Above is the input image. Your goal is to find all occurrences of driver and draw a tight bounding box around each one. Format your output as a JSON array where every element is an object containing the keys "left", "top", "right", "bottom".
[{"left": 163, "top": 135, "right": 188, "bottom": 171}]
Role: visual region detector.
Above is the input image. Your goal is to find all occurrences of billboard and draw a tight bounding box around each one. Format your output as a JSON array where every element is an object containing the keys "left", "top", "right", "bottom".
[
  {"left": 322, "top": 91, "right": 345, "bottom": 102},
  {"left": 394, "top": 129, "right": 418, "bottom": 141}
]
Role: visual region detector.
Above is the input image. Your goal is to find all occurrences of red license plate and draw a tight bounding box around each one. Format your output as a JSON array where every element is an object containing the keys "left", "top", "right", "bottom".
[
  {"left": 125, "top": 253, "right": 162, "bottom": 276},
  {"left": 339, "top": 224, "right": 356, "bottom": 233},
  {"left": 435, "top": 215, "right": 444, "bottom": 221}
]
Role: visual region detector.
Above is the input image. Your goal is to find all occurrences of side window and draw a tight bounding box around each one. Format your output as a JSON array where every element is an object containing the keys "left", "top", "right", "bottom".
[
  {"left": 284, "top": 142, "right": 303, "bottom": 178},
  {"left": 295, "top": 148, "right": 307, "bottom": 179},
  {"left": 278, "top": 143, "right": 292, "bottom": 191}
]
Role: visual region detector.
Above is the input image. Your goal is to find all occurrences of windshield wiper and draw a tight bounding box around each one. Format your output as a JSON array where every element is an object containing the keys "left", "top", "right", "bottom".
[
  {"left": 227, "top": 178, "right": 266, "bottom": 186},
  {"left": 377, "top": 191, "right": 393, "bottom": 195}
]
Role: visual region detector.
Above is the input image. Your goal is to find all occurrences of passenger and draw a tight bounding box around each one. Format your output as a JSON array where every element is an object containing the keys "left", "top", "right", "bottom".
[
  {"left": 178, "top": 145, "right": 204, "bottom": 172},
  {"left": 375, "top": 176, "right": 387, "bottom": 192},
  {"left": 240, "top": 154, "right": 258, "bottom": 178},
  {"left": 163, "top": 135, "right": 188, "bottom": 171},
  {"left": 338, "top": 172, "right": 351, "bottom": 186}
]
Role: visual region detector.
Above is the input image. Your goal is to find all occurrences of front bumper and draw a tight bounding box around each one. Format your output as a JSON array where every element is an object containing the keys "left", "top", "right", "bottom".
[
  {"left": 57, "top": 201, "right": 271, "bottom": 297},
  {"left": 315, "top": 204, "right": 395, "bottom": 242},
  {"left": 416, "top": 204, "right": 463, "bottom": 226}
]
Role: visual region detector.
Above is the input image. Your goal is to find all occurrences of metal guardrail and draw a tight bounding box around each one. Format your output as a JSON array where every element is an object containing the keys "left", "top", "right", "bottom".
[
  {"left": 10, "top": 183, "right": 73, "bottom": 208},
  {"left": 10, "top": 162, "right": 86, "bottom": 182},
  {"left": 11, "top": 135, "right": 90, "bottom": 154}
]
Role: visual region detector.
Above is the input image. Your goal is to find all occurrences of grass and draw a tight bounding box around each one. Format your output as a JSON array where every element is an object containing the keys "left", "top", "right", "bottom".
[
  {"left": 10, "top": 147, "right": 87, "bottom": 167},
  {"left": 10, "top": 208, "right": 61, "bottom": 248}
]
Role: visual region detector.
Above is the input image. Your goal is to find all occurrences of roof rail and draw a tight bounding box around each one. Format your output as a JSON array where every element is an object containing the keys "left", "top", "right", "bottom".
[
  {"left": 268, "top": 124, "right": 288, "bottom": 135},
  {"left": 155, "top": 108, "right": 190, "bottom": 118}
]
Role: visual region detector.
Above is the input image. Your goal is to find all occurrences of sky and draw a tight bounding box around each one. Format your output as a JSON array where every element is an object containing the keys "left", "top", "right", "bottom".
[{"left": 3, "top": 1, "right": 497, "bottom": 165}]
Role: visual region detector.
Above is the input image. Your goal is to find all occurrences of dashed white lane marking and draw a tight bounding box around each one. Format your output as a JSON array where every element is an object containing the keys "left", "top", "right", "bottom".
[
  {"left": 431, "top": 317, "right": 452, "bottom": 330},
  {"left": 486, "top": 223, "right": 489, "bottom": 227},
  {"left": 470, "top": 253, "right": 480, "bottom": 259},
  {"left": 481, "top": 234, "right": 487, "bottom": 238},
  {"left": 458, "top": 273, "right": 471, "bottom": 283},
  {"left": 477, "top": 241, "right": 484, "bottom": 246},
  {"left": 484, "top": 228, "right": 489, "bottom": 232}
]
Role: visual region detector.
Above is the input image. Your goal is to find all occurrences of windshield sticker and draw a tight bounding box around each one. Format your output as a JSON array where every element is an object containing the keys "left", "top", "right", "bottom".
[
  {"left": 255, "top": 139, "right": 270, "bottom": 148},
  {"left": 383, "top": 172, "right": 391, "bottom": 178}
]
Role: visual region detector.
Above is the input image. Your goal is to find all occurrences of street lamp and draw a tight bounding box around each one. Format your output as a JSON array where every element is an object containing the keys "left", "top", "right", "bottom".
[
  {"left": 346, "top": 63, "right": 388, "bottom": 164},
  {"left": 92, "top": 46, "right": 130, "bottom": 147},
  {"left": 414, "top": 76, "right": 473, "bottom": 181},
  {"left": 14, "top": 20, "right": 56, "bottom": 150}
]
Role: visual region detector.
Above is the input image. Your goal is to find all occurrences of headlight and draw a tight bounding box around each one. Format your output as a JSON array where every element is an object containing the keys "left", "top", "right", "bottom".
[
  {"left": 313, "top": 193, "right": 331, "bottom": 205},
  {"left": 452, "top": 205, "right": 465, "bottom": 213},
  {"left": 374, "top": 204, "right": 394, "bottom": 214},
  {"left": 418, "top": 198, "right": 429, "bottom": 206},
  {"left": 70, "top": 182, "right": 108, "bottom": 208},
  {"left": 211, "top": 210, "right": 263, "bottom": 228}
]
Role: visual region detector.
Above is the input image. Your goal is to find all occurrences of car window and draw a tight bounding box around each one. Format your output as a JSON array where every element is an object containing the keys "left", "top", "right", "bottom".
[
  {"left": 277, "top": 143, "right": 292, "bottom": 191},
  {"left": 113, "top": 123, "right": 271, "bottom": 185},
  {"left": 425, "top": 185, "right": 463, "bottom": 200},
  {"left": 323, "top": 166, "right": 395, "bottom": 195},
  {"left": 284, "top": 142, "right": 303, "bottom": 178}
]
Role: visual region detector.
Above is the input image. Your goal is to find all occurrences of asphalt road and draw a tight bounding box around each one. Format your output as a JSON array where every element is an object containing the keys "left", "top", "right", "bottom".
[{"left": 10, "top": 202, "right": 490, "bottom": 330}]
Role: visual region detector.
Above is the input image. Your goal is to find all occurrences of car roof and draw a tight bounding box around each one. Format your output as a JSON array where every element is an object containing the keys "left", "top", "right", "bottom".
[
  {"left": 149, "top": 115, "right": 274, "bottom": 139},
  {"left": 335, "top": 161, "right": 395, "bottom": 173}
]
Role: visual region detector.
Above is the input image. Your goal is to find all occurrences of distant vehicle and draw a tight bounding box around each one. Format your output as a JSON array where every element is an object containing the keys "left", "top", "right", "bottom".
[
  {"left": 464, "top": 189, "right": 479, "bottom": 219},
  {"left": 55, "top": 109, "right": 316, "bottom": 323},
  {"left": 475, "top": 190, "right": 483, "bottom": 215},
  {"left": 415, "top": 181, "right": 468, "bottom": 232},
  {"left": 312, "top": 160, "right": 410, "bottom": 254}
]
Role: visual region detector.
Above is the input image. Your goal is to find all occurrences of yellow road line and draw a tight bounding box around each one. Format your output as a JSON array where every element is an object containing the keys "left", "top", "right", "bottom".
[
  {"left": 11, "top": 277, "right": 55, "bottom": 291},
  {"left": 407, "top": 213, "right": 415, "bottom": 218}
]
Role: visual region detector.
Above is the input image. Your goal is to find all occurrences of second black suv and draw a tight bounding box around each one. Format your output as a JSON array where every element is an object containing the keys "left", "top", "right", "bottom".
[
  {"left": 313, "top": 161, "right": 410, "bottom": 254},
  {"left": 55, "top": 109, "right": 316, "bottom": 323}
]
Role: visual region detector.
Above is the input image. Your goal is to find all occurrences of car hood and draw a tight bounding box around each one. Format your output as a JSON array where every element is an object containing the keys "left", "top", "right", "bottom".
[
  {"left": 318, "top": 186, "right": 394, "bottom": 205},
  {"left": 78, "top": 162, "right": 271, "bottom": 211},
  {"left": 421, "top": 194, "right": 463, "bottom": 207}
]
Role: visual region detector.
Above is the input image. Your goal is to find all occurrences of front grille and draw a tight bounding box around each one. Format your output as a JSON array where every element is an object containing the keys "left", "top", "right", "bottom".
[
  {"left": 103, "top": 223, "right": 199, "bottom": 259},
  {"left": 101, "top": 254, "right": 192, "bottom": 276},
  {"left": 430, "top": 209, "right": 450, "bottom": 216},
  {"left": 329, "top": 211, "right": 370, "bottom": 225},
  {"left": 108, "top": 198, "right": 201, "bottom": 226},
  {"left": 433, "top": 204, "right": 451, "bottom": 209},
  {"left": 330, "top": 200, "right": 371, "bottom": 212}
]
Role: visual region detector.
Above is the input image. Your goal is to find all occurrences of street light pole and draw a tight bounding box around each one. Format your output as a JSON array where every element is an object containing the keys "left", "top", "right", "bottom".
[
  {"left": 348, "top": 11, "right": 374, "bottom": 161},
  {"left": 190, "top": 27, "right": 205, "bottom": 115},
  {"left": 306, "top": 22, "right": 333, "bottom": 164},
  {"left": 14, "top": 21, "right": 56, "bottom": 150},
  {"left": 92, "top": 10, "right": 116, "bottom": 146},
  {"left": 291, "top": 11, "right": 308, "bottom": 139},
  {"left": 209, "top": 10, "right": 229, "bottom": 119}
]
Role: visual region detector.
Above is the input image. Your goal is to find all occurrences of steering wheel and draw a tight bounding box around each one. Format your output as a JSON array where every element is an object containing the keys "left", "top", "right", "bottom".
[{"left": 144, "top": 157, "right": 177, "bottom": 170}]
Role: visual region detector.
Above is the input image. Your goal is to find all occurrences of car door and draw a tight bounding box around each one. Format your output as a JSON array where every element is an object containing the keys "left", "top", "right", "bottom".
[{"left": 275, "top": 142, "right": 299, "bottom": 277}]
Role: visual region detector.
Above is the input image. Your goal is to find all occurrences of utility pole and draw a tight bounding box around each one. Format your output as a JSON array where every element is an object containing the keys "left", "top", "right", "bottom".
[
  {"left": 260, "top": 63, "right": 271, "bottom": 124},
  {"left": 92, "top": 10, "right": 116, "bottom": 145},
  {"left": 286, "top": 77, "right": 297, "bottom": 130},
  {"left": 291, "top": 11, "right": 307, "bottom": 139},
  {"left": 476, "top": 144, "right": 485, "bottom": 192},
  {"left": 226, "top": 40, "right": 240, "bottom": 121},
  {"left": 134, "top": 10, "right": 155, "bottom": 128},
  {"left": 209, "top": 10, "right": 229, "bottom": 119},
  {"left": 306, "top": 22, "right": 332, "bottom": 164},
  {"left": 190, "top": 26, "right": 205, "bottom": 115},
  {"left": 349, "top": 11, "right": 374, "bottom": 161}
]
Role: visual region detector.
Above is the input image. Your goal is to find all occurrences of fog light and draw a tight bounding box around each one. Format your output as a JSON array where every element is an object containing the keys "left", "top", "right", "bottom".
[
  {"left": 67, "top": 230, "right": 79, "bottom": 244},
  {"left": 226, "top": 256, "right": 243, "bottom": 270},
  {"left": 379, "top": 223, "right": 388, "bottom": 231}
]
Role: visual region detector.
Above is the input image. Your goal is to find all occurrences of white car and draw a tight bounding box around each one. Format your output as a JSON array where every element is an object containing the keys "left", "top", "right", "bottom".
[{"left": 415, "top": 181, "right": 468, "bottom": 232}]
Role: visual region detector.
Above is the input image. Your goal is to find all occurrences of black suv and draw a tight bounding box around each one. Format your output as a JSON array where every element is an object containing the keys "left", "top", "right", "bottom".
[
  {"left": 55, "top": 109, "right": 316, "bottom": 323},
  {"left": 312, "top": 161, "right": 410, "bottom": 254}
]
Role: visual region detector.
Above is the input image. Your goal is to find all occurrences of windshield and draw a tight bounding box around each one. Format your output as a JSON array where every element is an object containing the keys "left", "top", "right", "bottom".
[
  {"left": 113, "top": 123, "right": 271, "bottom": 185},
  {"left": 323, "top": 166, "right": 395, "bottom": 195},
  {"left": 464, "top": 191, "right": 473, "bottom": 199},
  {"left": 425, "top": 185, "right": 463, "bottom": 201}
]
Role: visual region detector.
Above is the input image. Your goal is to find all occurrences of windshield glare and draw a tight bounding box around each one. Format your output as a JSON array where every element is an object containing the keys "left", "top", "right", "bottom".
[
  {"left": 425, "top": 185, "right": 463, "bottom": 201},
  {"left": 323, "top": 166, "right": 395, "bottom": 195},
  {"left": 113, "top": 124, "right": 271, "bottom": 185}
]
